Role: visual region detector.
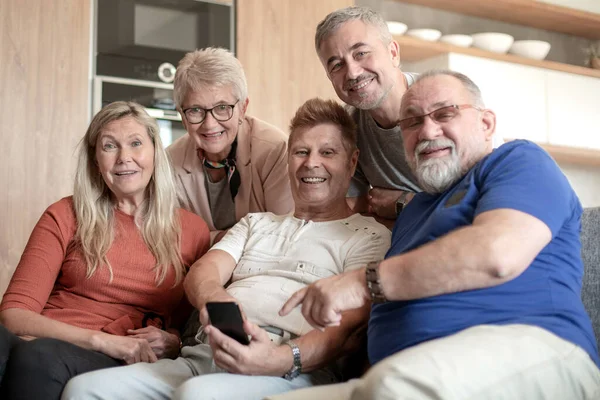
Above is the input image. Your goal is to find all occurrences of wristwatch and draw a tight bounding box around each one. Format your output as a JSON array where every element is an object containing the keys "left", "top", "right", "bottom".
[
  {"left": 395, "top": 192, "right": 410, "bottom": 215},
  {"left": 282, "top": 340, "right": 302, "bottom": 380},
  {"left": 366, "top": 261, "right": 387, "bottom": 304}
]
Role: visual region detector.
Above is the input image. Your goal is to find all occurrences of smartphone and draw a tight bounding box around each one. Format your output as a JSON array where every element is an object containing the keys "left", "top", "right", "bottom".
[{"left": 205, "top": 302, "right": 250, "bottom": 345}]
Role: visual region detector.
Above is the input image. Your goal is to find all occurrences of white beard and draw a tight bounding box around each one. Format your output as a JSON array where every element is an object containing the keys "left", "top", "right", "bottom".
[{"left": 412, "top": 139, "right": 463, "bottom": 194}]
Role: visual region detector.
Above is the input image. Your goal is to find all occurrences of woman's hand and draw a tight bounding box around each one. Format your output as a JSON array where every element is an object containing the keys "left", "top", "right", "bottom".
[
  {"left": 127, "top": 326, "right": 181, "bottom": 359},
  {"left": 91, "top": 332, "right": 157, "bottom": 364}
]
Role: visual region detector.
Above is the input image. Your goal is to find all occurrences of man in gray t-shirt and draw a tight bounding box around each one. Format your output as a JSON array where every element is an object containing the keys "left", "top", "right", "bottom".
[{"left": 315, "top": 6, "right": 421, "bottom": 227}]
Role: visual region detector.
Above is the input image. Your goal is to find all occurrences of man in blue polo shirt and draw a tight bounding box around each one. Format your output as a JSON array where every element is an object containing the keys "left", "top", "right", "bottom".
[{"left": 276, "top": 70, "right": 600, "bottom": 399}]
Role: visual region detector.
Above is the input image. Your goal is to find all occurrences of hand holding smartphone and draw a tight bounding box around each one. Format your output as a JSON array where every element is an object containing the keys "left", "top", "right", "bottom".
[{"left": 205, "top": 302, "right": 250, "bottom": 345}]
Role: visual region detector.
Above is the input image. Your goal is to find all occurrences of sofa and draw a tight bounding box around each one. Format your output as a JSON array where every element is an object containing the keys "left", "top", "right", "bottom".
[{"left": 581, "top": 207, "right": 600, "bottom": 350}]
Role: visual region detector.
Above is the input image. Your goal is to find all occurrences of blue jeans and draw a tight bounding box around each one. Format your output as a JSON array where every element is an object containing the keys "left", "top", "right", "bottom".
[
  {"left": 0, "top": 324, "right": 120, "bottom": 400},
  {"left": 62, "top": 343, "right": 338, "bottom": 400}
]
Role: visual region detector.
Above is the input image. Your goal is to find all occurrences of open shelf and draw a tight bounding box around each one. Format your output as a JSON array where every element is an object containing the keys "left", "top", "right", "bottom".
[
  {"left": 503, "top": 140, "right": 600, "bottom": 167},
  {"left": 395, "top": 35, "right": 600, "bottom": 79},
  {"left": 396, "top": 0, "right": 600, "bottom": 39},
  {"left": 540, "top": 143, "right": 600, "bottom": 167}
]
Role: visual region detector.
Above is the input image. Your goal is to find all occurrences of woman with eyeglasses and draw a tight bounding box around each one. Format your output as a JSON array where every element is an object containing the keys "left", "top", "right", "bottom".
[
  {"left": 169, "top": 47, "right": 293, "bottom": 245},
  {"left": 0, "top": 101, "right": 211, "bottom": 400}
]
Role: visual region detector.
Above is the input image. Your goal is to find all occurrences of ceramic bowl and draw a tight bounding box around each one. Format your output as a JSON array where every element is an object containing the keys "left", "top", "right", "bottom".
[
  {"left": 439, "top": 34, "right": 473, "bottom": 48},
  {"left": 509, "top": 40, "right": 551, "bottom": 60},
  {"left": 471, "top": 32, "right": 514, "bottom": 53},
  {"left": 386, "top": 21, "right": 408, "bottom": 36},
  {"left": 406, "top": 28, "right": 442, "bottom": 42}
]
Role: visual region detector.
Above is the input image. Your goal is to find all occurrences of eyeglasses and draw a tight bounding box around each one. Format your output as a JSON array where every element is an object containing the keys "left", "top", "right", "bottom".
[
  {"left": 182, "top": 100, "right": 239, "bottom": 124},
  {"left": 398, "top": 104, "right": 482, "bottom": 131}
]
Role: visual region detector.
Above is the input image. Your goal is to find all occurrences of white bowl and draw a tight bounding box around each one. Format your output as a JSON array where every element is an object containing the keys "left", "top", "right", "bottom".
[
  {"left": 471, "top": 32, "right": 514, "bottom": 53},
  {"left": 406, "top": 28, "right": 442, "bottom": 42},
  {"left": 509, "top": 40, "right": 551, "bottom": 60},
  {"left": 439, "top": 34, "right": 473, "bottom": 48},
  {"left": 386, "top": 21, "right": 408, "bottom": 36}
]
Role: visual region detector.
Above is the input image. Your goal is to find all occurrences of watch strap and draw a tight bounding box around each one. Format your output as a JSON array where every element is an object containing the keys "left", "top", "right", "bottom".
[
  {"left": 282, "top": 340, "right": 302, "bottom": 380},
  {"left": 366, "top": 261, "right": 386, "bottom": 304},
  {"left": 395, "top": 191, "right": 410, "bottom": 215}
]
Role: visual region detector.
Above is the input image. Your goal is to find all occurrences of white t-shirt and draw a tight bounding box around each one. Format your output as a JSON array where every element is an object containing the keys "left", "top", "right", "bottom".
[{"left": 212, "top": 212, "right": 391, "bottom": 336}]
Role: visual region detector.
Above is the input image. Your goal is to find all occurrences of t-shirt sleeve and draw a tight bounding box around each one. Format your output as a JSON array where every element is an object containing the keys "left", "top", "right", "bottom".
[
  {"left": 0, "top": 201, "right": 73, "bottom": 313},
  {"left": 343, "top": 221, "right": 392, "bottom": 271},
  {"left": 210, "top": 215, "right": 252, "bottom": 263},
  {"left": 475, "top": 142, "right": 577, "bottom": 236}
]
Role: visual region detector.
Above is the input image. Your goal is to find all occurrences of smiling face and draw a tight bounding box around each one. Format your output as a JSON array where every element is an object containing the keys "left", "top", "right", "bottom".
[
  {"left": 317, "top": 19, "right": 400, "bottom": 110},
  {"left": 180, "top": 84, "right": 248, "bottom": 161},
  {"left": 400, "top": 74, "right": 495, "bottom": 193},
  {"left": 288, "top": 123, "right": 358, "bottom": 215},
  {"left": 95, "top": 116, "right": 155, "bottom": 205}
]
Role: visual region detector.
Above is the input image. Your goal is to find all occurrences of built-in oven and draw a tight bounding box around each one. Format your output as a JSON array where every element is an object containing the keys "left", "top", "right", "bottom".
[
  {"left": 93, "top": 76, "right": 187, "bottom": 147},
  {"left": 95, "top": 0, "right": 234, "bottom": 83}
]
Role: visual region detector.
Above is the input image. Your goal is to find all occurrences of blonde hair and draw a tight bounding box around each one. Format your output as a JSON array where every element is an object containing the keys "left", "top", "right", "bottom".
[
  {"left": 174, "top": 47, "right": 248, "bottom": 109},
  {"left": 73, "top": 101, "right": 184, "bottom": 285}
]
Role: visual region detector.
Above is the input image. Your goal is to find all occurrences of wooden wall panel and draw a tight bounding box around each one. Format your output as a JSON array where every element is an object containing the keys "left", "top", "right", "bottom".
[
  {"left": 0, "top": 0, "right": 91, "bottom": 297},
  {"left": 237, "top": 0, "right": 354, "bottom": 132}
]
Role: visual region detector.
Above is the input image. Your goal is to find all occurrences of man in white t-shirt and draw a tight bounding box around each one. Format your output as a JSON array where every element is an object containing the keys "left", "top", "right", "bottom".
[{"left": 61, "top": 98, "right": 391, "bottom": 400}]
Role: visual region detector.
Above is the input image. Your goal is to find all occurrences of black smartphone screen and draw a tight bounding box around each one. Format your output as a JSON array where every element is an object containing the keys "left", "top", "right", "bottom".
[{"left": 205, "top": 302, "right": 250, "bottom": 345}]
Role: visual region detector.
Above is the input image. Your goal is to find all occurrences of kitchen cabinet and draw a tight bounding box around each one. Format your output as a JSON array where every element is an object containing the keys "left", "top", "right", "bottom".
[
  {"left": 236, "top": 0, "right": 353, "bottom": 131},
  {"left": 404, "top": 53, "right": 548, "bottom": 144},
  {"left": 547, "top": 71, "right": 600, "bottom": 150},
  {"left": 0, "top": 0, "right": 91, "bottom": 297}
]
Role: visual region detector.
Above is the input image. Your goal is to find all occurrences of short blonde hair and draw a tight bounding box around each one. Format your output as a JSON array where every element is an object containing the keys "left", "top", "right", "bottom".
[
  {"left": 73, "top": 101, "right": 184, "bottom": 285},
  {"left": 174, "top": 47, "right": 248, "bottom": 108}
]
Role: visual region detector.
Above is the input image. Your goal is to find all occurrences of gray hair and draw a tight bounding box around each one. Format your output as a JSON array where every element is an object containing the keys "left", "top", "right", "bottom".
[
  {"left": 173, "top": 47, "right": 248, "bottom": 108},
  {"left": 413, "top": 70, "right": 486, "bottom": 107},
  {"left": 315, "top": 6, "right": 392, "bottom": 52}
]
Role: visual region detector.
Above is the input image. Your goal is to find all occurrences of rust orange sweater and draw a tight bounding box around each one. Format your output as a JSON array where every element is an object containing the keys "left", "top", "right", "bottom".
[{"left": 1, "top": 197, "right": 210, "bottom": 335}]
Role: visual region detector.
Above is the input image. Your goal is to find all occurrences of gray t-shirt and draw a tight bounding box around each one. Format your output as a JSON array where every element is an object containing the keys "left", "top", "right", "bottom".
[
  {"left": 347, "top": 72, "right": 421, "bottom": 197},
  {"left": 204, "top": 168, "right": 237, "bottom": 231}
]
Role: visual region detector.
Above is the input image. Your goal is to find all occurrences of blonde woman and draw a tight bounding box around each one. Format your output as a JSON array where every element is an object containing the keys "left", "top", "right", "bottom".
[
  {"left": 168, "top": 47, "right": 294, "bottom": 244},
  {"left": 0, "top": 101, "right": 210, "bottom": 400}
]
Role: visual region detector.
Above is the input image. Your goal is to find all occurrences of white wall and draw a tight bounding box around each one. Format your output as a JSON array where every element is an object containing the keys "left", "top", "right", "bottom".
[{"left": 560, "top": 163, "right": 600, "bottom": 208}]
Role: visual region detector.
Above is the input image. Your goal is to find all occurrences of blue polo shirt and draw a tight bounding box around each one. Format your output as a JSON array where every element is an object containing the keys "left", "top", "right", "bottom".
[{"left": 368, "top": 140, "right": 600, "bottom": 368}]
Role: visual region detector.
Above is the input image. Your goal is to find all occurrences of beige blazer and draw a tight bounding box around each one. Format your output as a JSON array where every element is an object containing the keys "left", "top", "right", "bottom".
[{"left": 167, "top": 115, "right": 294, "bottom": 236}]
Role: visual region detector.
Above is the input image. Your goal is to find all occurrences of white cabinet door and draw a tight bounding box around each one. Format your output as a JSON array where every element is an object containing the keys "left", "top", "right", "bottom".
[
  {"left": 446, "top": 54, "right": 548, "bottom": 144},
  {"left": 547, "top": 71, "right": 600, "bottom": 150}
]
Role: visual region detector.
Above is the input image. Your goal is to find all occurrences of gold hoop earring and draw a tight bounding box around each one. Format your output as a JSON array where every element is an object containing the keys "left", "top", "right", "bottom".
[{"left": 238, "top": 119, "right": 243, "bottom": 126}]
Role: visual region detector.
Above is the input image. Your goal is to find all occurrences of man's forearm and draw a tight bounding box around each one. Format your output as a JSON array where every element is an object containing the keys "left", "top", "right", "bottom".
[
  {"left": 378, "top": 209, "right": 551, "bottom": 301},
  {"left": 184, "top": 250, "right": 237, "bottom": 310}
]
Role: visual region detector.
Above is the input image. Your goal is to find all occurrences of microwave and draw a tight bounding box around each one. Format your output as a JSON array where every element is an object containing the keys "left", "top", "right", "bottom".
[
  {"left": 95, "top": 0, "right": 235, "bottom": 83},
  {"left": 93, "top": 76, "right": 187, "bottom": 147}
]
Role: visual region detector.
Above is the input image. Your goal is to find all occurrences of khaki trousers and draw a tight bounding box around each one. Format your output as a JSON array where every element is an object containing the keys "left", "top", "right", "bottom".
[{"left": 268, "top": 324, "right": 600, "bottom": 400}]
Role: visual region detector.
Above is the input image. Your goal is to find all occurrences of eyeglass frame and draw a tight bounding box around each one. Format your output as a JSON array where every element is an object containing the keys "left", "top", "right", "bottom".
[
  {"left": 181, "top": 100, "right": 240, "bottom": 125},
  {"left": 398, "top": 104, "right": 483, "bottom": 131}
]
